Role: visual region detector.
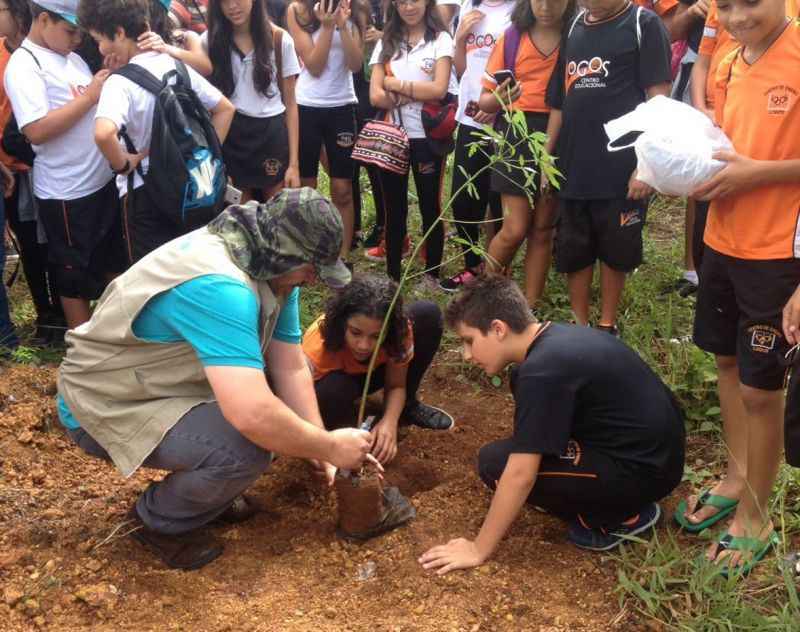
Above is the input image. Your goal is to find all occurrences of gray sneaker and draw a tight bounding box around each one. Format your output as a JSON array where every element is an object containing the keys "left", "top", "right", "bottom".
[{"left": 402, "top": 400, "right": 454, "bottom": 430}]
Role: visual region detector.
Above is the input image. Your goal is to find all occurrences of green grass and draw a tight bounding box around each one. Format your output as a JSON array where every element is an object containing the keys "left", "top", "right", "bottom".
[{"left": 5, "top": 172, "right": 800, "bottom": 628}]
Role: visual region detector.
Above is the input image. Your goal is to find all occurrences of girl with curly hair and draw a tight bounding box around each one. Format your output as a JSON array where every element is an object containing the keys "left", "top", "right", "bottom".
[{"left": 302, "top": 274, "right": 453, "bottom": 464}]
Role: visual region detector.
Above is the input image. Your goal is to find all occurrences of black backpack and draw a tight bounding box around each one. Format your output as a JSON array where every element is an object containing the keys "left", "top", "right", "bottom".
[{"left": 114, "top": 60, "right": 226, "bottom": 228}]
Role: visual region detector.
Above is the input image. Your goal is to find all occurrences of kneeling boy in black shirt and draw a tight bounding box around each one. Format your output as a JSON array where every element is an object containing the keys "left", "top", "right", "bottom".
[{"left": 419, "top": 277, "right": 685, "bottom": 574}]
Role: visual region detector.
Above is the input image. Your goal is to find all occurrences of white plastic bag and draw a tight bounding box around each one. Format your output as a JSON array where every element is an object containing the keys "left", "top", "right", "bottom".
[{"left": 604, "top": 95, "right": 733, "bottom": 197}]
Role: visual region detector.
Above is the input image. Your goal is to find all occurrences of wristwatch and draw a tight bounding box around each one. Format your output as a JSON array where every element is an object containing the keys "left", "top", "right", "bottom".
[{"left": 111, "top": 159, "right": 130, "bottom": 175}]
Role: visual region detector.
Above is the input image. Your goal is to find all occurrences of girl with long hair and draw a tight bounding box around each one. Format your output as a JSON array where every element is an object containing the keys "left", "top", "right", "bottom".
[
  {"left": 478, "top": 0, "right": 575, "bottom": 310},
  {"left": 439, "top": 0, "right": 515, "bottom": 292},
  {"left": 367, "top": 0, "right": 452, "bottom": 288},
  {"left": 287, "top": 0, "right": 366, "bottom": 259},
  {"left": 204, "top": 0, "right": 301, "bottom": 199},
  {"left": 303, "top": 274, "right": 453, "bottom": 465}
]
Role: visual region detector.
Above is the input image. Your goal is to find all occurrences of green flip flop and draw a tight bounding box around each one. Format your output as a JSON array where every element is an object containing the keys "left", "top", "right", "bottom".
[
  {"left": 674, "top": 489, "right": 739, "bottom": 533},
  {"left": 710, "top": 530, "right": 780, "bottom": 579}
]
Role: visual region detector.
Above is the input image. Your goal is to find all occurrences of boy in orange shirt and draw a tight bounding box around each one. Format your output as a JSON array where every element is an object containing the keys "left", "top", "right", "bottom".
[{"left": 675, "top": 0, "right": 800, "bottom": 576}]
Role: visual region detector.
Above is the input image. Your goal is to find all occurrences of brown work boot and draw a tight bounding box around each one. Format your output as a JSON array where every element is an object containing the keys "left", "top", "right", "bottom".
[{"left": 127, "top": 506, "right": 223, "bottom": 570}]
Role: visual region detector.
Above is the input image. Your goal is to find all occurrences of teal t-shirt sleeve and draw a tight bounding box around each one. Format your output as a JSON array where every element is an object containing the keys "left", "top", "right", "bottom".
[
  {"left": 132, "top": 274, "right": 264, "bottom": 369},
  {"left": 272, "top": 287, "right": 302, "bottom": 344}
]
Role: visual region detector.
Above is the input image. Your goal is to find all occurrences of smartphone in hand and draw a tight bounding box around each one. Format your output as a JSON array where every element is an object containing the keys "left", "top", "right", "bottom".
[{"left": 493, "top": 69, "right": 517, "bottom": 89}]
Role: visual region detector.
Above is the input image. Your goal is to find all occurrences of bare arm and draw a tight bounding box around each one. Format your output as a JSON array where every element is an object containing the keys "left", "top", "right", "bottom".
[
  {"left": 287, "top": 2, "right": 335, "bottom": 78},
  {"left": 94, "top": 117, "right": 146, "bottom": 175},
  {"left": 204, "top": 365, "right": 373, "bottom": 469},
  {"left": 545, "top": 109, "right": 562, "bottom": 156},
  {"left": 385, "top": 56, "right": 452, "bottom": 102},
  {"left": 210, "top": 96, "right": 235, "bottom": 144},
  {"left": 23, "top": 70, "right": 108, "bottom": 145},
  {"left": 690, "top": 53, "right": 714, "bottom": 118},
  {"left": 282, "top": 75, "right": 301, "bottom": 187},
  {"left": 266, "top": 339, "right": 325, "bottom": 429},
  {"left": 369, "top": 63, "right": 396, "bottom": 110},
  {"left": 370, "top": 359, "right": 407, "bottom": 464},
  {"left": 419, "top": 453, "right": 541, "bottom": 574},
  {"left": 337, "top": 3, "right": 365, "bottom": 74}
]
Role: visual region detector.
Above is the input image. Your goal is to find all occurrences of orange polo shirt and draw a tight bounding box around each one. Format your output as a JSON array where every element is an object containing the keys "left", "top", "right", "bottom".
[
  {"left": 704, "top": 19, "right": 800, "bottom": 260},
  {"left": 302, "top": 315, "right": 414, "bottom": 381},
  {"left": 0, "top": 38, "right": 29, "bottom": 171},
  {"left": 633, "top": 0, "right": 679, "bottom": 17}
]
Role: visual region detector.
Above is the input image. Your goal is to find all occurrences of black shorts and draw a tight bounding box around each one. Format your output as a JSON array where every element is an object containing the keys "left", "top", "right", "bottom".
[
  {"left": 36, "top": 179, "right": 123, "bottom": 300},
  {"left": 223, "top": 111, "right": 289, "bottom": 190},
  {"left": 490, "top": 111, "right": 548, "bottom": 198},
  {"left": 121, "top": 184, "right": 212, "bottom": 266},
  {"left": 693, "top": 247, "right": 800, "bottom": 390},
  {"left": 692, "top": 199, "right": 710, "bottom": 276},
  {"left": 298, "top": 103, "right": 357, "bottom": 180},
  {"left": 555, "top": 198, "right": 647, "bottom": 273}
]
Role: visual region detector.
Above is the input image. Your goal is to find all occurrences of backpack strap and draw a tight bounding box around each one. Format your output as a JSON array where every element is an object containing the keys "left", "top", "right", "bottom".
[
  {"left": 274, "top": 26, "right": 285, "bottom": 104},
  {"left": 713, "top": 47, "right": 740, "bottom": 127},
  {"left": 18, "top": 46, "right": 41, "bottom": 69},
  {"left": 114, "top": 63, "right": 165, "bottom": 95},
  {"left": 567, "top": 9, "right": 585, "bottom": 39},
  {"left": 635, "top": 5, "right": 643, "bottom": 48},
  {"left": 501, "top": 25, "right": 523, "bottom": 75}
]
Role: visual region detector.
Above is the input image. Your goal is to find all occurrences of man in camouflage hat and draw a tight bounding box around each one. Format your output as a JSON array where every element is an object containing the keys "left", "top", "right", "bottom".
[{"left": 56, "top": 188, "right": 376, "bottom": 570}]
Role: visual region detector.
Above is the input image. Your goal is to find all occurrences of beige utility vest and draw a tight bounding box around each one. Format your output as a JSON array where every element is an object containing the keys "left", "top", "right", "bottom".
[{"left": 58, "top": 228, "right": 283, "bottom": 478}]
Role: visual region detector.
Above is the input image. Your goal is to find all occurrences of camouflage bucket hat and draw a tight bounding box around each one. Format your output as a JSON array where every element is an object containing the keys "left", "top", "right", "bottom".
[{"left": 207, "top": 187, "right": 351, "bottom": 289}]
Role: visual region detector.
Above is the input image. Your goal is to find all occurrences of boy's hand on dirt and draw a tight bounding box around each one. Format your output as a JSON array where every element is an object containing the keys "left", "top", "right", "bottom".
[
  {"left": 455, "top": 10, "right": 484, "bottom": 43},
  {"left": 783, "top": 284, "right": 800, "bottom": 345},
  {"left": 691, "top": 151, "right": 760, "bottom": 201},
  {"left": 86, "top": 70, "right": 110, "bottom": 103},
  {"left": 627, "top": 172, "right": 653, "bottom": 200},
  {"left": 419, "top": 538, "right": 485, "bottom": 575},
  {"left": 370, "top": 418, "right": 398, "bottom": 465},
  {"left": 328, "top": 428, "right": 384, "bottom": 471}
]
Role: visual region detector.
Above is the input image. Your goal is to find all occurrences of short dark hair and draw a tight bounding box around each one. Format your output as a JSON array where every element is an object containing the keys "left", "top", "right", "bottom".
[
  {"left": 320, "top": 274, "right": 407, "bottom": 358},
  {"left": 77, "top": 0, "right": 150, "bottom": 40},
  {"left": 445, "top": 276, "right": 533, "bottom": 334}
]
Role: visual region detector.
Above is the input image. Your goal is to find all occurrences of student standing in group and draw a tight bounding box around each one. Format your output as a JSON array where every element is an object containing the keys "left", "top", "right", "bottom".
[
  {"left": 4, "top": 0, "right": 121, "bottom": 329},
  {"left": 0, "top": 0, "right": 66, "bottom": 344},
  {"left": 545, "top": 0, "right": 672, "bottom": 336},
  {"left": 287, "top": 0, "right": 365, "bottom": 259},
  {"left": 135, "top": 0, "right": 213, "bottom": 75},
  {"left": 475, "top": 0, "right": 574, "bottom": 311},
  {"left": 368, "top": 0, "right": 453, "bottom": 288},
  {"left": 81, "top": 0, "right": 234, "bottom": 266},
  {"left": 438, "top": 0, "right": 512, "bottom": 293},
  {"left": 204, "top": 0, "right": 301, "bottom": 201},
  {"left": 675, "top": 0, "right": 800, "bottom": 577}
]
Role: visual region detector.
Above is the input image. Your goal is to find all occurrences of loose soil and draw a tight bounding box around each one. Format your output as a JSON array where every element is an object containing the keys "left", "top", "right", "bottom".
[{"left": 0, "top": 356, "right": 709, "bottom": 631}]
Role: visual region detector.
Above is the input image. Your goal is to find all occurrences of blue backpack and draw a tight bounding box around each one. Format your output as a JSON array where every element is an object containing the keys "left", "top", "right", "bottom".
[{"left": 115, "top": 60, "right": 226, "bottom": 228}]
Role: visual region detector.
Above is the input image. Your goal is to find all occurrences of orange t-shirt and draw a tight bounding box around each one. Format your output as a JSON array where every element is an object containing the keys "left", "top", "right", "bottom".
[
  {"left": 704, "top": 20, "right": 800, "bottom": 260},
  {"left": 699, "top": 0, "right": 799, "bottom": 107},
  {"left": 302, "top": 315, "right": 414, "bottom": 381},
  {"left": 482, "top": 32, "right": 558, "bottom": 113},
  {"left": 0, "top": 38, "right": 29, "bottom": 172},
  {"left": 633, "top": 0, "right": 679, "bottom": 17}
]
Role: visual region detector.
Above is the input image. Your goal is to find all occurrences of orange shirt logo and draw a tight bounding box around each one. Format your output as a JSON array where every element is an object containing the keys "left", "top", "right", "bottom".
[{"left": 765, "top": 85, "right": 798, "bottom": 115}]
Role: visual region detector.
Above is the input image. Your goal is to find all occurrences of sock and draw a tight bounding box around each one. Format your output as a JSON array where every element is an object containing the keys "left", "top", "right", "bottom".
[{"left": 683, "top": 270, "right": 699, "bottom": 285}]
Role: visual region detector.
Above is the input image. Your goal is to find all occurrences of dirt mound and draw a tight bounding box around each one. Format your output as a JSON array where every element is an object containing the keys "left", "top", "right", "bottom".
[{"left": 1, "top": 362, "right": 635, "bottom": 630}]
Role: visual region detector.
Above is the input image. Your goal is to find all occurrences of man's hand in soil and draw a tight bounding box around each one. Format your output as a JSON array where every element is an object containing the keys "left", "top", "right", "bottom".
[
  {"left": 328, "top": 428, "right": 383, "bottom": 471},
  {"left": 418, "top": 538, "right": 486, "bottom": 575},
  {"left": 370, "top": 418, "right": 398, "bottom": 464}
]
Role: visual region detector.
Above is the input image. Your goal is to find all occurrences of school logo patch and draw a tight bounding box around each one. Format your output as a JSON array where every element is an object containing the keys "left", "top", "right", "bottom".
[
  {"left": 263, "top": 158, "right": 282, "bottom": 176},
  {"left": 566, "top": 57, "right": 611, "bottom": 92},
  {"left": 420, "top": 57, "right": 436, "bottom": 75},
  {"left": 336, "top": 132, "right": 355, "bottom": 148},
  {"left": 620, "top": 209, "right": 641, "bottom": 227},
  {"left": 747, "top": 325, "right": 781, "bottom": 353},
  {"left": 766, "top": 85, "right": 797, "bottom": 115},
  {"left": 559, "top": 439, "right": 582, "bottom": 466}
]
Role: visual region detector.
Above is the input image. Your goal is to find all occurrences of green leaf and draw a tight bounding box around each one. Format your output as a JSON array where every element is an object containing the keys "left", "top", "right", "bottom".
[{"left": 705, "top": 406, "right": 721, "bottom": 416}]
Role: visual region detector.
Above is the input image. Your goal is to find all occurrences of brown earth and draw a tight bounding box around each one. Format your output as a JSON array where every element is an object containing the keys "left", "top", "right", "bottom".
[{"left": 0, "top": 356, "right": 705, "bottom": 632}]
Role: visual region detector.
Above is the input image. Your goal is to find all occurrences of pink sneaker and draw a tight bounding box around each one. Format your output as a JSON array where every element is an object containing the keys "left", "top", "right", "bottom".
[{"left": 438, "top": 268, "right": 479, "bottom": 293}]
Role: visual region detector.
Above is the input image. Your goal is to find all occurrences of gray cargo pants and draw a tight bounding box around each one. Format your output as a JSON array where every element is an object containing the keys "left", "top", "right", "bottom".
[{"left": 67, "top": 402, "right": 272, "bottom": 534}]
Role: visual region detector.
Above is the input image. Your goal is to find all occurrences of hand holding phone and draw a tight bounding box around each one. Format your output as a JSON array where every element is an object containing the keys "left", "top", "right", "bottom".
[{"left": 493, "top": 69, "right": 517, "bottom": 89}]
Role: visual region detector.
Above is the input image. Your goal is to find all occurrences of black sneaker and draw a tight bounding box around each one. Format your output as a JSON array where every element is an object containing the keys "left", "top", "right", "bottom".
[
  {"left": 567, "top": 502, "right": 661, "bottom": 552},
  {"left": 362, "top": 224, "right": 384, "bottom": 249},
  {"left": 401, "top": 400, "right": 454, "bottom": 430}
]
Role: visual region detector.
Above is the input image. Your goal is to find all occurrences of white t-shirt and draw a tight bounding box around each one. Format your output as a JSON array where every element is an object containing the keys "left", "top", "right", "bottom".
[
  {"left": 369, "top": 32, "right": 454, "bottom": 139},
  {"left": 455, "top": 0, "right": 515, "bottom": 127},
  {"left": 4, "top": 39, "right": 111, "bottom": 200},
  {"left": 295, "top": 24, "right": 358, "bottom": 108},
  {"left": 200, "top": 29, "right": 302, "bottom": 118},
  {"left": 95, "top": 51, "right": 223, "bottom": 197}
]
